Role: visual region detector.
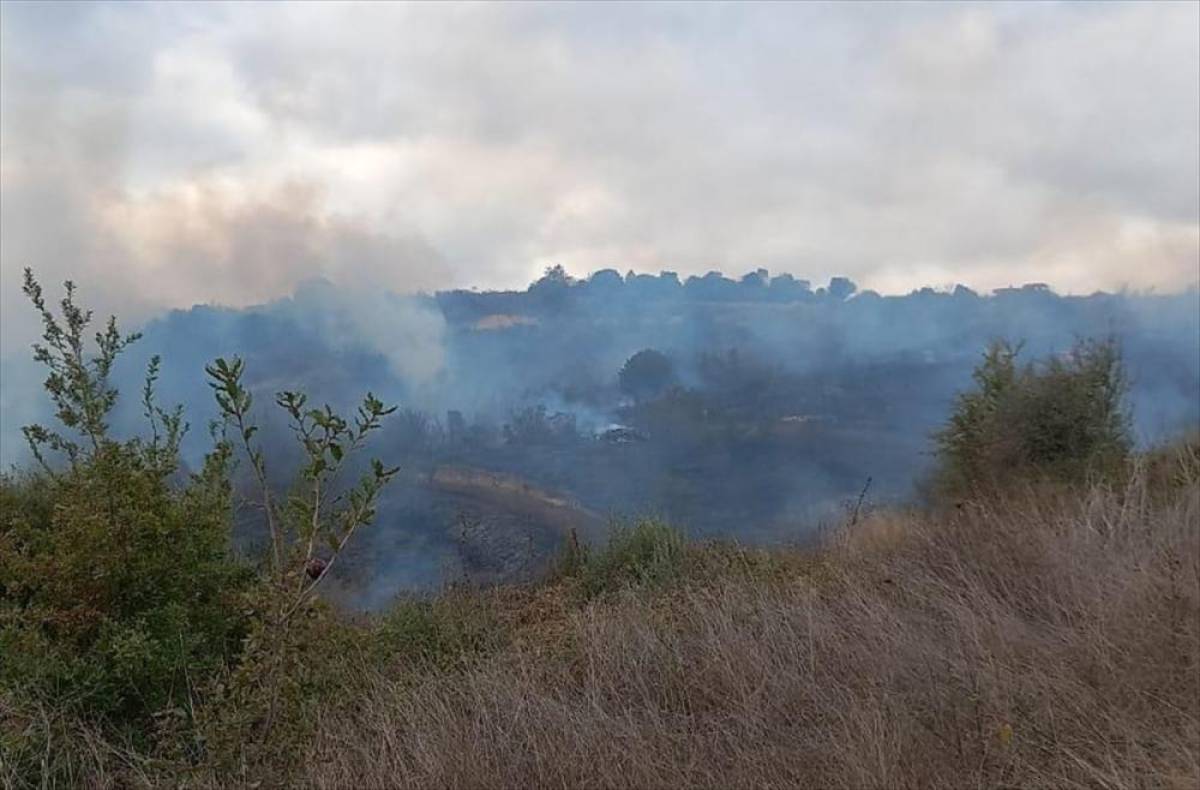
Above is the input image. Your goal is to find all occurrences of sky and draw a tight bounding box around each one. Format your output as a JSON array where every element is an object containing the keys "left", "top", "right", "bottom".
[{"left": 1, "top": 1, "right": 1198, "bottom": 353}]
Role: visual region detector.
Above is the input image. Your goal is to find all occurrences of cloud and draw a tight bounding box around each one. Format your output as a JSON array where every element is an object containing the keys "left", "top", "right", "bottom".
[{"left": 2, "top": 1, "right": 1197, "bottom": 354}]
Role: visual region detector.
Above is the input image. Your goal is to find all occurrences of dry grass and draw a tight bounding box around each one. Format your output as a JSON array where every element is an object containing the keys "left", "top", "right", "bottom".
[
  {"left": 4, "top": 449, "right": 1196, "bottom": 789},
  {"left": 303, "top": 457, "right": 1199, "bottom": 790},
  {"left": 0, "top": 696, "right": 154, "bottom": 790}
]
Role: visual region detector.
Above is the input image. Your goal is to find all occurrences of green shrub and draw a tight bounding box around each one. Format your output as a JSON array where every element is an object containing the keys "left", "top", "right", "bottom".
[
  {"left": 1, "top": 273, "right": 252, "bottom": 729},
  {"left": 562, "top": 518, "right": 686, "bottom": 598},
  {"left": 1, "top": 270, "right": 400, "bottom": 783},
  {"left": 185, "top": 597, "right": 370, "bottom": 784},
  {"left": 377, "top": 590, "right": 507, "bottom": 673},
  {"left": 932, "top": 338, "right": 1131, "bottom": 497}
]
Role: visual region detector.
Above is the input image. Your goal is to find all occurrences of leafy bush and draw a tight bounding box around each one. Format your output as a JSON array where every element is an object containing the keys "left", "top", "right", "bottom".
[
  {"left": 184, "top": 598, "right": 371, "bottom": 783},
  {"left": 182, "top": 324, "right": 401, "bottom": 776},
  {"left": 561, "top": 518, "right": 686, "bottom": 598},
  {"left": 932, "top": 338, "right": 1131, "bottom": 497},
  {"left": 0, "top": 270, "right": 399, "bottom": 778},
  {"left": 0, "top": 272, "right": 252, "bottom": 729},
  {"left": 377, "top": 590, "right": 507, "bottom": 673}
]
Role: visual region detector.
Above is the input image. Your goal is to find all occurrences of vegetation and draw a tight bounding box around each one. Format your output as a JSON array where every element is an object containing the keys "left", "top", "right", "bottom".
[
  {"left": 301, "top": 456, "right": 1198, "bottom": 790},
  {"left": 933, "top": 338, "right": 1131, "bottom": 497},
  {"left": 1, "top": 277, "right": 1196, "bottom": 788},
  {"left": 1, "top": 272, "right": 399, "bottom": 783},
  {"left": 558, "top": 518, "right": 687, "bottom": 598},
  {"left": 66, "top": 271, "right": 1197, "bottom": 543},
  {"left": 1, "top": 272, "right": 251, "bottom": 731},
  {"left": 618, "top": 349, "right": 675, "bottom": 402}
]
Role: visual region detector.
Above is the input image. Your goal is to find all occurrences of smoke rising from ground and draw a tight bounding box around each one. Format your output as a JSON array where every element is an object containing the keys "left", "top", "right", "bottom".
[
  {"left": 3, "top": 269, "right": 1197, "bottom": 606},
  {"left": 3, "top": 1, "right": 1199, "bottom": 606}
]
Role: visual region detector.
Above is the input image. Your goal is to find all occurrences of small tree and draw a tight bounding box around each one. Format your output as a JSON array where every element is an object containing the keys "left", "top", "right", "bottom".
[
  {"left": 932, "top": 338, "right": 1131, "bottom": 497},
  {"left": 528, "top": 264, "right": 575, "bottom": 312},
  {"left": 827, "top": 276, "right": 858, "bottom": 301},
  {"left": 201, "top": 359, "right": 400, "bottom": 759},
  {"left": 619, "top": 349, "right": 675, "bottom": 402}
]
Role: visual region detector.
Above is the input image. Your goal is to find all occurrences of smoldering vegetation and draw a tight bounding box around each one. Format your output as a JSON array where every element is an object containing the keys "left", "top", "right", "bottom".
[{"left": 4, "top": 267, "right": 1197, "bottom": 606}]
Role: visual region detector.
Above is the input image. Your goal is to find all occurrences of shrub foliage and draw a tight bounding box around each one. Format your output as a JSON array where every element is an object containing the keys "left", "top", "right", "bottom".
[
  {"left": 1, "top": 272, "right": 250, "bottom": 727},
  {"left": 1, "top": 271, "right": 398, "bottom": 780},
  {"left": 933, "top": 338, "right": 1131, "bottom": 496}
]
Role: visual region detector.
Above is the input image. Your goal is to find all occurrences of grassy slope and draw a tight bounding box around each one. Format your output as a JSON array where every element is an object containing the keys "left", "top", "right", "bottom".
[
  {"left": 302, "top": 452, "right": 1198, "bottom": 790},
  {"left": 4, "top": 442, "right": 1198, "bottom": 789}
]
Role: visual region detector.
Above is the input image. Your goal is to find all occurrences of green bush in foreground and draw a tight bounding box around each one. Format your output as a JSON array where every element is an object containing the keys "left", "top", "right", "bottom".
[
  {"left": 932, "top": 338, "right": 1131, "bottom": 497},
  {"left": 378, "top": 590, "right": 508, "bottom": 672},
  {"left": 1, "top": 271, "right": 399, "bottom": 782},
  {"left": 559, "top": 518, "right": 687, "bottom": 598},
  {"left": 0, "top": 273, "right": 251, "bottom": 729}
]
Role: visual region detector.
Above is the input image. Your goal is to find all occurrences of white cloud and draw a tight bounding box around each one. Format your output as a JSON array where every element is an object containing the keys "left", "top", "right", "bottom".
[{"left": 2, "top": 1, "right": 1197, "bottom": 352}]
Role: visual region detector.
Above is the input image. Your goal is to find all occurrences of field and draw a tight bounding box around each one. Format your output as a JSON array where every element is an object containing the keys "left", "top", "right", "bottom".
[{"left": 6, "top": 439, "right": 1196, "bottom": 789}]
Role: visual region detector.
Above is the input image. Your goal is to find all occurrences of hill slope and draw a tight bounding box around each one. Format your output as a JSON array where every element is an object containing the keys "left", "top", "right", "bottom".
[{"left": 9, "top": 441, "right": 1195, "bottom": 789}]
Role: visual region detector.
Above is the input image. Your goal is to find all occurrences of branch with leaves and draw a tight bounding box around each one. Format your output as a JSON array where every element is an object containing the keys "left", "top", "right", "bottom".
[
  {"left": 18, "top": 268, "right": 188, "bottom": 477},
  {"left": 205, "top": 357, "right": 399, "bottom": 614}
]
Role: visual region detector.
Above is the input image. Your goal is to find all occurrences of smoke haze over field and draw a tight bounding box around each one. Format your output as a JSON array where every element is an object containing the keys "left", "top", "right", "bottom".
[{"left": 3, "top": 269, "right": 1197, "bottom": 604}]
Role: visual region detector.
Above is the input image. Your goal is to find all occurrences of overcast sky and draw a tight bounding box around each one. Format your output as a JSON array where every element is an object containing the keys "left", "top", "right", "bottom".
[{"left": 1, "top": 1, "right": 1198, "bottom": 351}]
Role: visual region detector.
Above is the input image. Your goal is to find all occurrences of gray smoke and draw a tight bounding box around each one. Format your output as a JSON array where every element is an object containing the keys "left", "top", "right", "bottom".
[{"left": 3, "top": 269, "right": 1196, "bottom": 607}]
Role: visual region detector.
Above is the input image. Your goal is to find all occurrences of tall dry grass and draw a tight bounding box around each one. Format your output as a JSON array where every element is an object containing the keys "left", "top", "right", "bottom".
[
  {"left": 4, "top": 451, "right": 1196, "bottom": 789},
  {"left": 305, "top": 457, "right": 1199, "bottom": 789}
]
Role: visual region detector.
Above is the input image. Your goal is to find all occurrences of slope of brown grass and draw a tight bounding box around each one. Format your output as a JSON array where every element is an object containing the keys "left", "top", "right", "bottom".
[
  {"left": 4, "top": 451, "right": 1197, "bottom": 789},
  {"left": 300, "top": 456, "right": 1198, "bottom": 789}
]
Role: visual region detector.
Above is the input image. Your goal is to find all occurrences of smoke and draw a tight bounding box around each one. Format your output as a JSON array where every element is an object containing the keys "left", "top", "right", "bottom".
[
  {"left": 289, "top": 279, "right": 447, "bottom": 387},
  {"left": 3, "top": 268, "right": 1198, "bottom": 607},
  {"left": 4, "top": 2, "right": 1198, "bottom": 359}
]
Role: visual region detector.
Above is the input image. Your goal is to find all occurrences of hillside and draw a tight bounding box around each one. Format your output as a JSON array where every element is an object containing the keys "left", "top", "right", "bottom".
[
  {"left": 2, "top": 274, "right": 1197, "bottom": 789},
  {"left": 3, "top": 3, "right": 1198, "bottom": 787},
  {"left": 6, "top": 440, "right": 1197, "bottom": 788},
  {"left": 307, "top": 451, "right": 1200, "bottom": 790},
  {"left": 5, "top": 271, "right": 1196, "bottom": 609}
]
